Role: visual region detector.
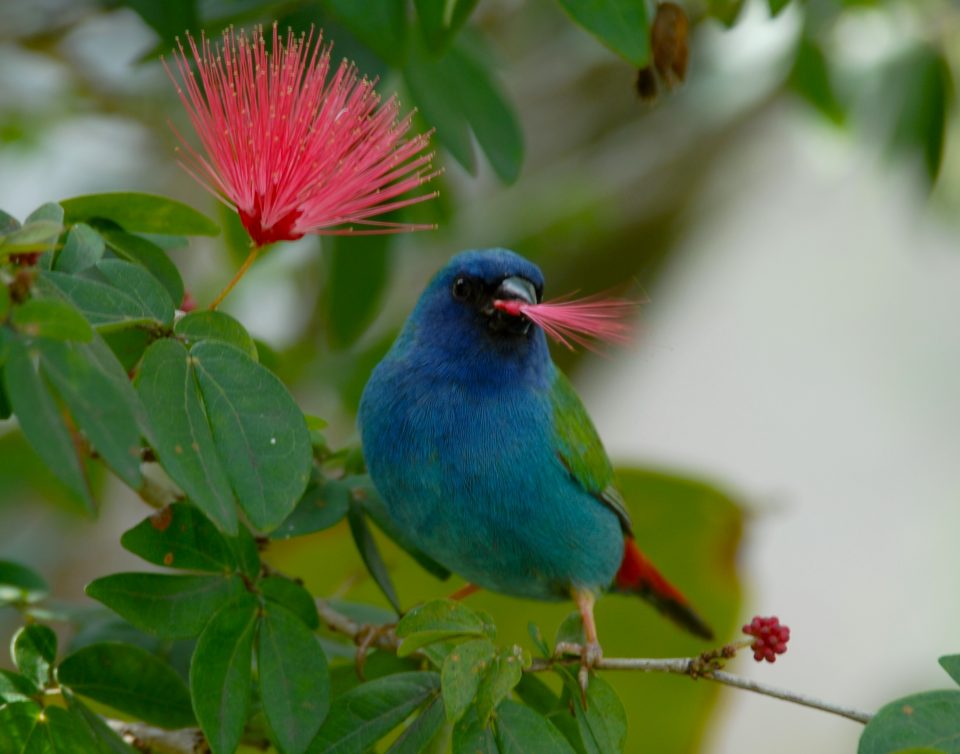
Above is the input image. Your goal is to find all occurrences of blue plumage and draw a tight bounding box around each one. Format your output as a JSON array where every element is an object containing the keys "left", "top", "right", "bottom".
[{"left": 359, "top": 249, "right": 624, "bottom": 600}]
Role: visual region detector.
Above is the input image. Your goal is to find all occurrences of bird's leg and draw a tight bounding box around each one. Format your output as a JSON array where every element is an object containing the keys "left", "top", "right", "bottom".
[
  {"left": 448, "top": 583, "right": 480, "bottom": 601},
  {"left": 553, "top": 588, "right": 602, "bottom": 700}
]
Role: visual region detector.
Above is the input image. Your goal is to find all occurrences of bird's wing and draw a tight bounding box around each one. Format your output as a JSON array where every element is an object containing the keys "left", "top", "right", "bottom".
[{"left": 549, "top": 368, "right": 634, "bottom": 537}]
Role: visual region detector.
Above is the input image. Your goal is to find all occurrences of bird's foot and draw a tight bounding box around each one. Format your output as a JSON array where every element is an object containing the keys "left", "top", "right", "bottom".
[{"left": 553, "top": 639, "right": 603, "bottom": 704}]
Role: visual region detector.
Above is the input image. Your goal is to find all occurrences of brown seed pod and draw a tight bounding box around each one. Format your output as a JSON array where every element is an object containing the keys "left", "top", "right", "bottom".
[{"left": 652, "top": 2, "right": 689, "bottom": 87}]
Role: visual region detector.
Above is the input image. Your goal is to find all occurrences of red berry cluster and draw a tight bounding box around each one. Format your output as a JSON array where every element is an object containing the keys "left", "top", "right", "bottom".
[{"left": 742, "top": 615, "right": 790, "bottom": 663}]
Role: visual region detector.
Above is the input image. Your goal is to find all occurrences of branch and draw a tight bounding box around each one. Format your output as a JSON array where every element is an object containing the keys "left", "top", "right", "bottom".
[
  {"left": 528, "top": 656, "right": 872, "bottom": 725},
  {"left": 316, "top": 599, "right": 873, "bottom": 725},
  {"left": 105, "top": 720, "right": 270, "bottom": 754}
]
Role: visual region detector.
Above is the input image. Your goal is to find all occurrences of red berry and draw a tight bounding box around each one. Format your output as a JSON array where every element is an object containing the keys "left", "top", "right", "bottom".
[{"left": 742, "top": 615, "right": 790, "bottom": 663}]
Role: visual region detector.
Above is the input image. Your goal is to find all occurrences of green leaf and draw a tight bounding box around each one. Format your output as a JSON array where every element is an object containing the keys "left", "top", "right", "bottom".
[
  {"left": 101, "top": 229, "right": 184, "bottom": 306},
  {"left": 404, "top": 37, "right": 523, "bottom": 183},
  {"left": 61, "top": 192, "right": 219, "bottom": 236},
  {"left": 475, "top": 647, "right": 526, "bottom": 723},
  {"left": 385, "top": 693, "right": 445, "bottom": 754},
  {"left": 0, "top": 282, "right": 9, "bottom": 322},
  {"left": 527, "top": 622, "right": 550, "bottom": 659},
  {"left": 324, "top": 234, "right": 392, "bottom": 349},
  {"left": 121, "top": 503, "right": 237, "bottom": 572},
  {"left": 258, "top": 602, "right": 331, "bottom": 754},
  {"left": 136, "top": 339, "right": 238, "bottom": 534},
  {"left": 888, "top": 45, "right": 952, "bottom": 185},
  {"left": 96, "top": 259, "right": 175, "bottom": 324},
  {"left": 495, "top": 700, "right": 577, "bottom": 754},
  {"left": 40, "top": 261, "right": 174, "bottom": 331},
  {"left": 0, "top": 702, "right": 101, "bottom": 753},
  {"left": 190, "top": 596, "right": 258, "bottom": 754},
  {"left": 859, "top": 690, "right": 960, "bottom": 754},
  {"left": 0, "top": 701, "right": 43, "bottom": 751},
  {"left": 513, "top": 673, "right": 562, "bottom": 717},
  {"left": 554, "top": 611, "right": 584, "bottom": 648},
  {"left": 0, "top": 560, "right": 49, "bottom": 604},
  {"left": 347, "top": 503, "right": 401, "bottom": 614},
  {"left": 0, "top": 208, "right": 20, "bottom": 235},
  {"left": 54, "top": 223, "right": 104, "bottom": 273},
  {"left": 11, "top": 299, "right": 93, "bottom": 342},
  {"left": 191, "top": 341, "right": 312, "bottom": 531},
  {"left": 174, "top": 310, "right": 258, "bottom": 360},
  {"left": 0, "top": 669, "right": 39, "bottom": 702},
  {"left": 324, "top": 0, "right": 407, "bottom": 64},
  {"left": 397, "top": 600, "right": 494, "bottom": 657},
  {"left": 261, "top": 576, "right": 320, "bottom": 630},
  {"left": 4, "top": 341, "right": 92, "bottom": 510},
  {"left": 940, "top": 655, "right": 960, "bottom": 687},
  {"left": 272, "top": 475, "right": 352, "bottom": 539},
  {"left": 12, "top": 624, "right": 57, "bottom": 688},
  {"left": 414, "top": 0, "right": 479, "bottom": 52},
  {"left": 58, "top": 641, "right": 196, "bottom": 728},
  {"left": 561, "top": 671, "right": 627, "bottom": 754},
  {"left": 38, "top": 339, "right": 142, "bottom": 488},
  {"left": 63, "top": 691, "right": 139, "bottom": 754},
  {"left": 557, "top": 0, "right": 650, "bottom": 65},
  {"left": 86, "top": 572, "right": 244, "bottom": 639},
  {"left": 441, "top": 637, "right": 496, "bottom": 722},
  {"left": 453, "top": 707, "right": 498, "bottom": 754},
  {"left": 790, "top": 35, "right": 845, "bottom": 125},
  {"left": 709, "top": 0, "right": 746, "bottom": 26},
  {"left": 0, "top": 221, "right": 64, "bottom": 256},
  {"left": 769, "top": 0, "right": 791, "bottom": 16},
  {"left": 307, "top": 672, "right": 441, "bottom": 754}
]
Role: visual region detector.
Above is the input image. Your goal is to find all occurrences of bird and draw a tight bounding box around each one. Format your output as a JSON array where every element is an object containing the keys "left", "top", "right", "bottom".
[{"left": 358, "top": 248, "right": 712, "bottom": 686}]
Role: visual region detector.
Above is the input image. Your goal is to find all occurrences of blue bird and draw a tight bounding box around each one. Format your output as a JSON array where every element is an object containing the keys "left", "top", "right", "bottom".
[{"left": 359, "top": 249, "right": 711, "bottom": 679}]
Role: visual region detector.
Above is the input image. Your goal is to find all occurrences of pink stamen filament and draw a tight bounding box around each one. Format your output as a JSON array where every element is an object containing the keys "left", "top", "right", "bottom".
[{"left": 494, "top": 295, "right": 636, "bottom": 351}]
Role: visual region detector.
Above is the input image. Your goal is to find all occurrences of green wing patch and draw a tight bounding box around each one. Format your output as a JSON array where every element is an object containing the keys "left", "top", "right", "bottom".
[{"left": 549, "top": 368, "right": 633, "bottom": 535}]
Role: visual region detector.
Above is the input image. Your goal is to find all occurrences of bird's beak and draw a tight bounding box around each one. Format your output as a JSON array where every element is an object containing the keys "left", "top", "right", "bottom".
[{"left": 493, "top": 276, "right": 537, "bottom": 311}]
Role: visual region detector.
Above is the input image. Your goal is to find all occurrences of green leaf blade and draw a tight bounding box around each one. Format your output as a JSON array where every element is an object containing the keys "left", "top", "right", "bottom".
[
  {"left": 86, "top": 572, "right": 244, "bottom": 639},
  {"left": 557, "top": 0, "right": 650, "bottom": 65},
  {"left": 38, "top": 339, "right": 143, "bottom": 488},
  {"left": 4, "top": 341, "right": 92, "bottom": 511},
  {"left": 120, "top": 503, "right": 237, "bottom": 572},
  {"left": 0, "top": 560, "right": 49, "bottom": 604},
  {"left": 258, "top": 603, "right": 331, "bottom": 754},
  {"left": 12, "top": 624, "right": 57, "bottom": 688},
  {"left": 859, "top": 690, "right": 960, "bottom": 754},
  {"left": 57, "top": 642, "right": 195, "bottom": 729},
  {"left": 190, "top": 596, "right": 259, "bottom": 754},
  {"left": 190, "top": 341, "right": 312, "bottom": 532},
  {"left": 307, "top": 672, "right": 441, "bottom": 754},
  {"left": 61, "top": 193, "right": 219, "bottom": 236},
  {"left": 136, "top": 339, "right": 238, "bottom": 534}
]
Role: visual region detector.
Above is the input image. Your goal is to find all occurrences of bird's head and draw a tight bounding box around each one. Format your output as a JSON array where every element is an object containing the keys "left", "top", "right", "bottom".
[{"left": 400, "top": 248, "right": 550, "bottom": 378}]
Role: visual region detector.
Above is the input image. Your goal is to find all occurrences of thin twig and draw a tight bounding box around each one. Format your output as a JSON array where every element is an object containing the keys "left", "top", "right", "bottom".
[
  {"left": 528, "top": 656, "right": 872, "bottom": 724},
  {"left": 317, "top": 598, "right": 872, "bottom": 726}
]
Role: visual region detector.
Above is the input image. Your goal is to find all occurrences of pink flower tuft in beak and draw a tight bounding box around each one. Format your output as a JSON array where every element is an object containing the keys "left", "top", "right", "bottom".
[{"left": 494, "top": 293, "right": 637, "bottom": 351}]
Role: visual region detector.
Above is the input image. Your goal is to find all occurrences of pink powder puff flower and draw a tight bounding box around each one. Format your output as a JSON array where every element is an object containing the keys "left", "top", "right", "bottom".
[
  {"left": 164, "top": 24, "right": 439, "bottom": 249},
  {"left": 494, "top": 293, "right": 637, "bottom": 351}
]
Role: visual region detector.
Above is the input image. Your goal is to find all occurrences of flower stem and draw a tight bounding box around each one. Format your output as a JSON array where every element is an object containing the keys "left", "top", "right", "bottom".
[{"left": 209, "top": 245, "right": 261, "bottom": 310}]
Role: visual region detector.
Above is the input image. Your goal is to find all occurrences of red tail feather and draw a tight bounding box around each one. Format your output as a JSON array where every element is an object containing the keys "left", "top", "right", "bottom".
[{"left": 614, "top": 538, "right": 713, "bottom": 640}]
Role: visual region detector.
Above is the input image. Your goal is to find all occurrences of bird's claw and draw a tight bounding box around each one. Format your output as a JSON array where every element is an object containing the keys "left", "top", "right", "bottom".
[{"left": 554, "top": 640, "right": 603, "bottom": 705}]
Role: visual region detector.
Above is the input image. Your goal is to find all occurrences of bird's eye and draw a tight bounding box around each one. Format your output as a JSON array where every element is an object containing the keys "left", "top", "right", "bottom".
[{"left": 452, "top": 277, "right": 473, "bottom": 301}]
